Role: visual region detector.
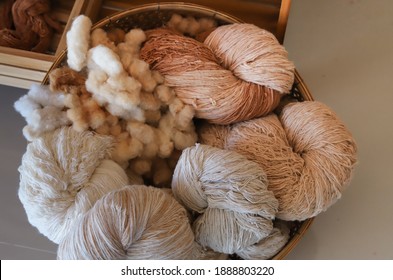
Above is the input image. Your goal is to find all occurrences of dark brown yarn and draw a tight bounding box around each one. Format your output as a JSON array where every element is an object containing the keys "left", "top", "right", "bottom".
[
  {"left": 0, "top": 0, "right": 15, "bottom": 30},
  {"left": 0, "top": 0, "right": 62, "bottom": 53}
]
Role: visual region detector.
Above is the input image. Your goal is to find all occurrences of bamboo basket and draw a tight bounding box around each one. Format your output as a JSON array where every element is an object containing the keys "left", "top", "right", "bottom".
[{"left": 42, "top": 2, "right": 314, "bottom": 260}]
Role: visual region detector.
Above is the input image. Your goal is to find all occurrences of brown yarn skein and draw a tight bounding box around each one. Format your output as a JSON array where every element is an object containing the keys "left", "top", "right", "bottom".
[
  {"left": 199, "top": 101, "right": 357, "bottom": 221},
  {"left": 58, "top": 185, "right": 196, "bottom": 260},
  {"left": 140, "top": 24, "right": 294, "bottom": 125},
  {"left": 172, "top": 144, "right": 278, "bottom": 256},
  {"left": 0, "top": 0, "right": 62, "bottom": 52}
]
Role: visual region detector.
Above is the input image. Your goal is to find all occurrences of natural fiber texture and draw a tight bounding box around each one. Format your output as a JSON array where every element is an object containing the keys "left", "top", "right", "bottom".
[
  {"left": 18, "top": 127, "right": 128, "bottom": 244},
  {"left": 140, "top": 23, "right": 294, "bottom": 125},
  {"left": 199, "top": 101, "right": 357, "bottom": 220},
  {"left": 172, "top": 144, "right": 278, "bottom": 255},
  {"left": 204, "top": 23, "right": 294, "bottom": 92},
  {"left": 0, "top": 0, "right": 62, "bottom": 52},
  {"left": 236, "top": 220, "right": 290, "bottom": 260},
  {"left": 0, "top": 0, "right": 14, "bottom": 30},
  {"left": 58, "top": 185, "right": 195, "bottom": 260}
]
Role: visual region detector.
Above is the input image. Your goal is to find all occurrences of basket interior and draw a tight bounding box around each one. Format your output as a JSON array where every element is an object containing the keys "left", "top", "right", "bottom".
[{"left": 43, "top": 2, "right": 314, "bottom": 260}]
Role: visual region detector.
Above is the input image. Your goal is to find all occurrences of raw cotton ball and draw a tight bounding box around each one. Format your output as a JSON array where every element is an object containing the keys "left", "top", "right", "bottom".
[
  {"left": 199, "top": 101, "right": 358, "bottom": 220},
  {"left": 57, "top": 185, "right": 196, "bottom": 259},
  {"left": 90, "top": 28, "right": 117, "bottom": 51},
  {"left": 14, "top": 85, "right": 70, "bottom": 140},
  {"left": 124, "top": 28, "right": 146, "bottom": 47},
  {"left": 166, "top": 14, "right": 217, "bottom": 37},
  {"left": 172, "top": 144, "right": 278, "bottom": 255},
  {"left": 236, "top": 220, "right": 290, "bottom": 260},
  {"left": 140, "top": 24, "right": 293, "bottom": 124},
  {"left": 66, "top": 15, "right": 92, "bottom": 71},
  {"left": 18, "top": 127, "right": 128, "bottom": 244},
  {"left": 159, "top": 112, "right": 197, "bottom": 150},
  {"left": 49, "top": 66, "right": 86, "bottom": 95},
  {"left": 106, "top": 28, "right": 126, "bottom": 45},
  {"left": 88, "top": 45, "right": 123, "bottom": 77},
  {"left": 27, "top": 84, "right": 66, "bottom": 108}
]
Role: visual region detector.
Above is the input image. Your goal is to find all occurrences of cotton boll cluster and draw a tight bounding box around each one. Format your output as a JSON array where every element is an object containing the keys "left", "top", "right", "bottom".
[
  {"left": 55, "top": 15, "right": 198, "bottom": 186},
  {"left": 49, "top": 66, "right": 109, "bottom": 133},
  {"left": 166, "top": 14, "right": 217, "bottom": 38},
  {"left": 14, "top": 84, "right": 70, "bottom": 141}
]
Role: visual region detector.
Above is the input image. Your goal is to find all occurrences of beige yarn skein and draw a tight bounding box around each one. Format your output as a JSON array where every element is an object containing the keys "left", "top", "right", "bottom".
[
  {"left": 140, "top": 24, "right": 294, "bottom": 125},
  {"left": 58, "top": 185, "right": 196, "bottom": 260},
  {"left": 18, "top": 127, "right": 128, "bottom": 244},
  {"left": 199, "top": 101, "right": 357, "bottom": 221},
  {"left": 172, "top": 144, "right": 278, "bottom": 256},
  {"left": 236, "top": 220, "right": 290, "bottom": 260}
]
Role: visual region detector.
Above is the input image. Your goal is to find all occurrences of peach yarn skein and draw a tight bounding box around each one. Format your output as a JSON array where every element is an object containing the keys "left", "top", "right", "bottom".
[
  {"left": 199, "top": 101, "right": 357, "bottom": 220},
  {"left": 140, "top": 24, "right": 294, "bottom": 125}
]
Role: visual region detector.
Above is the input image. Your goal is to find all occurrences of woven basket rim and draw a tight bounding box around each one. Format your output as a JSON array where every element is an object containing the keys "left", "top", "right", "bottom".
[{"left": 42, "top": 2, "right": 315, "bottom": 260}]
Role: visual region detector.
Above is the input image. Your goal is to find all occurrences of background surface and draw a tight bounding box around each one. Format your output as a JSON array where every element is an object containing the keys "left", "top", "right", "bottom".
[{"left": 1, "top": 0, "right": 392, "bottom": 259}]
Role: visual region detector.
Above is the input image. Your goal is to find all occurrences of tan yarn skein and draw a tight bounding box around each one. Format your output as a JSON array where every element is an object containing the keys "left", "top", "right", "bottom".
[
  {"left": 172, "top": 144, "right": 278, "bottom": 255},
  {"left": 58, "top": 185, "right": 196, "bottom": 260},
  {"left": 140, "top": 24, "right": 294, "bottom": 125},
  {"left": 18, "top": 127, "right": 128, "bottom": 244},
  {"left": 199, "top": 101, "right": 357, "bottom": 221}
]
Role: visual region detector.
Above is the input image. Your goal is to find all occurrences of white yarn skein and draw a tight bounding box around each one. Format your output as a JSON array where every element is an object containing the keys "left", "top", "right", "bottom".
[{"left": 18, "top": 127, "right": 128, "bottom": 244}]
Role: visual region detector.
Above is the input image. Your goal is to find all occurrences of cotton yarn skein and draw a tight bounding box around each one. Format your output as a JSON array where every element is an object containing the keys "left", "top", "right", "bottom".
[
  {"left": 172, "top": 144, "right": 279, "bottom": 256},
  {"left": 18, "top": 127, "right": 128, "bottom": 244},
  {"left": 140, "top": 24, "right": 294, "bottom": 125},
  {"left": 58, "top": 185, "right": 195, "bottom": 260},
  {"left": 199, "top": 101, "right": 357, "bottom": 220}
]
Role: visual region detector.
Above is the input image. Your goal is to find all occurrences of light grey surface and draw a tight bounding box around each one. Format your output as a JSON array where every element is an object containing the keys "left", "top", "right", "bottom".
[
  {"left": 284, "top": 0, "right": 393, "bottom": 259},
  {"left": 0, "top": 86, "right": 57, "bottom": 259},
  {"left": 0, "top": 0, "right": 392, "bottom": 260}
]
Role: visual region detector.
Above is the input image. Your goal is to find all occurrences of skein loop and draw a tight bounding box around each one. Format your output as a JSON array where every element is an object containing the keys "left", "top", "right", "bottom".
[
  {"left": 172, "top": 144, "right": 278, "bottom": 255},
  {"left": 18, "top": 127, "right": 128, "bottom": 244},
  {"left": 58, "top": 185, "right": 196, "bottom": 259},
  {"left": 199, "top": 101, "right": 357, "bottom": 220},
  {"left": 140, "top": 24, "right": 294, "bottom": 125}
]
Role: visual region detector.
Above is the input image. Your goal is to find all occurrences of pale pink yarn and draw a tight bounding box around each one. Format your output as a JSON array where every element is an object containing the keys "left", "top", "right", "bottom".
[{"left": 199, "top": 101, "right": 357, "bottom": 220}]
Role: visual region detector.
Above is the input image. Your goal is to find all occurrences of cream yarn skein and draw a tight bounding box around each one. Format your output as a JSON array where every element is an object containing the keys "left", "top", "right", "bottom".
[
  {"left": 172, "top": 144, "right": 278, "bottom": 255},
  {"left": 58, "top": 185, "right": 195, "bottom": 260},
  {"left": 199, "top": 101, "right": 357, "bottom": 221},
  {"left": 18, "top": 127, "right": 128, "bottom": 244}
]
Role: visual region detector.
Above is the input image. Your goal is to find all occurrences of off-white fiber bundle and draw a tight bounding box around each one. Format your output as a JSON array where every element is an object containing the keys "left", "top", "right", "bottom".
[
  {"left": 58, "top": 185, "right": 195, "bottom": 260},
  {"left": 199, "top": 101, "right": 357, "bottom": 220},
  {"left": 172, "top": 144, "right": 278, "bottom": 256},
  {"left": 236, "top": 221, "right": 290, "bottom": 260},
  {"left": 18, "top": 127, "right": 128, "bottom": 244}
]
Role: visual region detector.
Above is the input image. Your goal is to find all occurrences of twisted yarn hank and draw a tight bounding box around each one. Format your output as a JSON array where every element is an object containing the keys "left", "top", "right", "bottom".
[
  {"left": 58, "top": 185, "right": 195, "bottom": 260},
  {"left": 18, "top": 126, "right": 128, "bottom": 244},
  {"left": 140, "top": 23, "right": 294, "bottom": 125},
  {"left": 236, "top": 220, "right": 290, "bottom": 260},
  {"left": 0, "top": 0, "right": 62, "bottom": 52},
  {"left": 172, "top": 144, "right": 278, "bottom": 255},
  {"left": 199, "top": 101, "right": 357, "bottom": 220}
]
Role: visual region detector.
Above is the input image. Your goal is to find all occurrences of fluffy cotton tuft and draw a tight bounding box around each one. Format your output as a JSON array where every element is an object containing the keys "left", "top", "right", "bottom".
[{"left": 67, "top": 15, "right": 92, "bottom": 71}]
